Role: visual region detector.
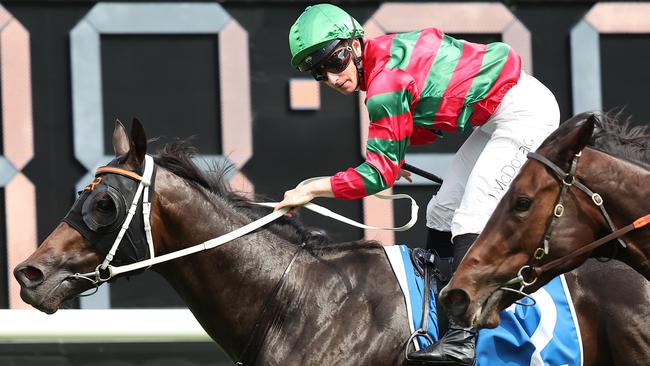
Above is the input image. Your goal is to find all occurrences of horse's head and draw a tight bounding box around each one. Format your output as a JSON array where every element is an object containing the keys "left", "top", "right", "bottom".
[
  {"left": 439, "top": 113, "right": 605, "bottom": 328},
  {"left": 14, "top": 119, "right": 150, "bottom": 313}
]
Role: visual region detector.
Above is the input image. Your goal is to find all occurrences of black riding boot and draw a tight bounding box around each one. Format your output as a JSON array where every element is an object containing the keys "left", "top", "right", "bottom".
[
  {"left": 407, "top": 319, "right": 477, "bottom": 365},
  {"left": 451, "top": 233, "right": 477, "bottom": 272},
  {"left": 426, "top": 228, "right": 453, "bottom": 258},
  {"left": 407, "top": 233, "right": 478, "bottom": 366},
  {"left": 426, "top": 228, "right": 453, "bottom": 332}
]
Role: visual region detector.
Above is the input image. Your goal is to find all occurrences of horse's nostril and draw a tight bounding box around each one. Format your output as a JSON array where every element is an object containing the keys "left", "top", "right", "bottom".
[
  {"left": 22, "top": 267, "right": 43, "bottom": 282},
  {"left": 441, "top": 288, "right": 470, "bottom": 318},
  {"left": 16, "top": 265, "right": 44, "bottom": 287},
  {"left": 449, "top": 290, "right": 465, "bottom": 306}
]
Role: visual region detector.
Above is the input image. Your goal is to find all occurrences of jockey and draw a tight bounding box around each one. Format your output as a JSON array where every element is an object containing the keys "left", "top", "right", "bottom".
[{"left": 277, "top": 4, "right": 560, "bottom": 364}]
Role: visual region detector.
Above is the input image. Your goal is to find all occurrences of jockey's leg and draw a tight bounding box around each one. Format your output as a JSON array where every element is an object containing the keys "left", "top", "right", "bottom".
[
  {"left": 450, "top": 71, "right": 560, "bottom": 240},
  {"left": 409, "top": 233, "right": 478, "bottom": 365},
  {"left": 452, "top": 233, "right": 476, "bottom": 272},
  {"left": 413, "top": 123, "right": 488, "bottom": 365},
  {"left": 426, "top": 228, "right": 452, "bottom": 258},
  {"left": 425, "top": 126, "right": 490, "bottom": 236},
  {"left": 426, "top": 228, "right": 453, "bottom": 334},
  {"left": 409, "top": 72, "right": 559, "bottom": 365}
]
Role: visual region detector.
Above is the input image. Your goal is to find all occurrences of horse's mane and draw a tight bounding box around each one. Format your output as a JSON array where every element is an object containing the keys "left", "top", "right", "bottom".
[
  {"left": 590, "top": 112, "right": 650, "bottom": 168},
  {"left": 152, "top": 139, "right": 381, "bottom": 251}
]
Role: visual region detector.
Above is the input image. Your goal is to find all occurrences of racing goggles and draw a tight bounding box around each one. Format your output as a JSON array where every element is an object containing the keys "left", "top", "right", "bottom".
[{"left": 310, "top": 45, "right": 353, "bottom": 81}]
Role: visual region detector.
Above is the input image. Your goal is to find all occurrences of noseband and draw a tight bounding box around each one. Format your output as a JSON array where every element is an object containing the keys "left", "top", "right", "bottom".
[{"left": 501, "top": 150, "right": 650, "bottom": 300}]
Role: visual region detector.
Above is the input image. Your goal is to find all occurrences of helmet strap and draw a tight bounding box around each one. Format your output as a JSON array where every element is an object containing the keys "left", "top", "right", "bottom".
[{"left": 348, "top": 15, "right": 364, "bottom": 91}]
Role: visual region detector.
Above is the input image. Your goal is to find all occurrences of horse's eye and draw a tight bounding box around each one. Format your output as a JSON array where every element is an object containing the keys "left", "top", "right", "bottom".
[
  {"left": 95, "top": 197, "right": 116, "bottom": 213},
  {"left": 514, "top": 197, "right": 532, "bottom": 212},
  {"left": 81, "top": 189, "right": 122, "bottom": 232}
]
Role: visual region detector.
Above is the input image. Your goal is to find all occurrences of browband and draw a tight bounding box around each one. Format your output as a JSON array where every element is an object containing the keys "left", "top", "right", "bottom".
[{"left": 96, "top": 166, "right": 143, "bottom": 182}]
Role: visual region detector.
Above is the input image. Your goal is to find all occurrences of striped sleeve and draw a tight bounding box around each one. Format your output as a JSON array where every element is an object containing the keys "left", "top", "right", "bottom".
[{"left": 332, "top": 70, "right": 416, "bottom": 199}]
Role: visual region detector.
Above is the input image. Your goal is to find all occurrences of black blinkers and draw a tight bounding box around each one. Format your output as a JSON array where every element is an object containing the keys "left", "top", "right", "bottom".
[
  {"left": 63, "top": 163, "right": 155, "bottom": 267},
  {"left": 81, "top": 184, "right": 127, "bottom": 233}
]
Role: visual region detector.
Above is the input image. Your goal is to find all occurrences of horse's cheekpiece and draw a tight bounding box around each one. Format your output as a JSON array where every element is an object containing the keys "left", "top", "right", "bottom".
[{"left": 63, "top": 161, "right": 156, "bottom": 267}]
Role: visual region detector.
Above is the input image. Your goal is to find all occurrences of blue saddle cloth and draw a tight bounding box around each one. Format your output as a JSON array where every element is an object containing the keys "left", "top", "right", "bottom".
[{"left": 384, "top": 245, "right": 583, "bottom": 365}]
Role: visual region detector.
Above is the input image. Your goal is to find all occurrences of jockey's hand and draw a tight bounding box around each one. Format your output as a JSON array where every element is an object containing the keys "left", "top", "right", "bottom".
[
  {"left": 275, "top": 177, "right": 334, "bottom": 217},
  {"left": 275, "top": 186, "right": 315, "bottom": 217},
  {"left": 397, "top": 169, "right": 412, "bottom": 183}
]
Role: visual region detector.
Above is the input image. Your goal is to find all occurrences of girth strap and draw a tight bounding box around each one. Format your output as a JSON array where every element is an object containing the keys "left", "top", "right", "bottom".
[{"left": 236, "top": 242, "right": 306, "bottom": 366}]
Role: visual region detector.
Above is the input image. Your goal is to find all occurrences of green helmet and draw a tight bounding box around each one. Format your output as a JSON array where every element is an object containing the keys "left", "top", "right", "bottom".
[{"left": 289, "top": 4, "right": 364, "bottom": 71}]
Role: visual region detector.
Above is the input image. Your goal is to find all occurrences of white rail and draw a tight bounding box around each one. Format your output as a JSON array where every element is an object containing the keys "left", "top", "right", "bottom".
[{"left": 0, "top": 309, "right": 212, "bottom": 343}]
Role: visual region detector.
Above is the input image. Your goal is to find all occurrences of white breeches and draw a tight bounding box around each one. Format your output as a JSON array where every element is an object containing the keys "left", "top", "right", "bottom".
[{"left": 426, "top": 71, "right": 560, "bottom": 239}]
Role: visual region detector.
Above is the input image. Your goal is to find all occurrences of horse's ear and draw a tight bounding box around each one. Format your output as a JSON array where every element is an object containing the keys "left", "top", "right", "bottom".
[
  {"left": 574, "top": 114, "right": 597, "bottom": 153},
  {"left": 544, "top": 113, "right": 595, "bottom": 165},
  {"left": 112, "top": 119, "right": 130, "bottom": 158},
  {"left": 127, "top": 117, "right": 147, "bottom": 167}
]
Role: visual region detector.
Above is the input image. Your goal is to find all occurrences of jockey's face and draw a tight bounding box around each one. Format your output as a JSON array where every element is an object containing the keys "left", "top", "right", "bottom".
[{"left": 322, "top": 39, "right": 362, "bottom": 95}]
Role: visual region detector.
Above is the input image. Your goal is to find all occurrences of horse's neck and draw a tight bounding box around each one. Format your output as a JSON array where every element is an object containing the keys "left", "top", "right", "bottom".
[
  {"left": 150, "top": 169, "right": 297, "bottom": 358},
  {"left": 583, "top": 148, "right": 649, "bottom": 219},
  {"left": 584, "top": 148, "right": 650, "bottom": 277}
]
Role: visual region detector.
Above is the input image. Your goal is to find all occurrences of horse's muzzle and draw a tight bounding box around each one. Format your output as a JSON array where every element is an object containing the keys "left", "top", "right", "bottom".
[{"left": 439, "top": 286, "right": 472, "bottom": 325}]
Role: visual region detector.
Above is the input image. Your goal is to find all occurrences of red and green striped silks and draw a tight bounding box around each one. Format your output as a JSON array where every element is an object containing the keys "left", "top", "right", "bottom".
[
  {"left": 331, "top": 27, "right": 520, "bottom": 199},
  {"left": 332, "top": 71, "right": 414, "bottom": 199}
]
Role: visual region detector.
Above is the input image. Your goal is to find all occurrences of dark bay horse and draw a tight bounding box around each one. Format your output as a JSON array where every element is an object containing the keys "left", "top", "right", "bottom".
[
  {"left": 439, "top": 113, "right": 650, "bottom": 336},
  {"left": 14, "top": 120, "right": 650, "bottom": 365}
]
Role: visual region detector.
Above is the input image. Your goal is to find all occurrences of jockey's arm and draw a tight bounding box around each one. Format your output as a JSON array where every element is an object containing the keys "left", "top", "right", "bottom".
[
  {"left": 274, "top": 177, "right": 333, "bottom": 214},
  {"left": 331, "top": 71, "right": 417, "bottom": 199}
]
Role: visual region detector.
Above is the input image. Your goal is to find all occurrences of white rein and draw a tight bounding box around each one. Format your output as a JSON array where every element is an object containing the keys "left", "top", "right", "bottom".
[{"left": 76, "top": 155, "right": 418, "bottom": 283}]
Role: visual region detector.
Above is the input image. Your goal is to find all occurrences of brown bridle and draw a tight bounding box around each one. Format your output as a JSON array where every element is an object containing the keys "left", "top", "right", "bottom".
[
  {"left": 96, "top": 166, "right": 144, "bottom": 182},
  {"left": 501, "top": 150, "right": 650, "bottom": 295},
  {"left": 533, "top": 214, "right": 650, "bottom": 277}
]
